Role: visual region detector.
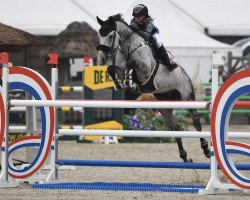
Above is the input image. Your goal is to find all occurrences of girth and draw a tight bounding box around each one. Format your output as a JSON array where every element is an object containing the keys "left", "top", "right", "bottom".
[{"left": 137, "top": 62, "right": 159, "bottom": 93}]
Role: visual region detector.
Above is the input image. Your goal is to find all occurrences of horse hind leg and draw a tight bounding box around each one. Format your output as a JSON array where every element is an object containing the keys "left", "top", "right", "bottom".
[
  {"left": 189, "top": 109, "right": 210, "bottom": 158},
  {"left": 159, "top": 108, "right": 193, "bottom": 162},
  {"left": 176, "top": 138, "right": 193, "bottom": 162}
]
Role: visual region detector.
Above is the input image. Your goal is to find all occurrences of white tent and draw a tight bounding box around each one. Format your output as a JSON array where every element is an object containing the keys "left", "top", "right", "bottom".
[
  {"left": 172, "top": 0, "right": 250, "bottom": 36},
  {"left": 0, "top": 0, "right": 244, "bottom": 81},
  {"left": 0, "top": 0, "right": 97, "bottom": 35}
]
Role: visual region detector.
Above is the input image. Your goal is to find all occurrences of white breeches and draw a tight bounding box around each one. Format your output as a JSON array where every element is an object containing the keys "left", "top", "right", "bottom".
[{"left": 153, "top": 33, "right": 162, "bottom": 48}]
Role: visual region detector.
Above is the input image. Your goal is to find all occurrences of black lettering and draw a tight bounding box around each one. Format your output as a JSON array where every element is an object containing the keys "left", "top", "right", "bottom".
[
  {"left": 94, "top": 70, "right": 99, "bottom": 84},
  {"left": 100, "top": 71, "right": 104, "bottom": 83}
]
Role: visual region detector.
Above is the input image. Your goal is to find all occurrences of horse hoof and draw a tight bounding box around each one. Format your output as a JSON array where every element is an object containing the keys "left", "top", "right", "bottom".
[
  {"left": 184, "top": 158, "right": 193, "bottom": 163},
  {"left": 204, "top": 149, "right": 211, "bottom": 158},
  {"left": 205, "top": 153, "right": 211, "bottom": 158}
]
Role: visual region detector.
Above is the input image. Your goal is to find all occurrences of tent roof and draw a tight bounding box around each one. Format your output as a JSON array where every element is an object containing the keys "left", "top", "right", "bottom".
[
  {"left": 172, "top": 0, "right": 250, "bottom": 36},
  {"left": 0, "top": 0, "right": 97, "bottom": 35},
  {"left": 0, "top": 0, "right": 241, "bottom": 49},
  {"left": 0, "top": 22, "right": 51, "bottom": 52},
  {"left": 119, "top": 0, "right": 231, "bottom": 48},
  {"left": 40, "top": 21, "right": 99, "bottom": 58}
]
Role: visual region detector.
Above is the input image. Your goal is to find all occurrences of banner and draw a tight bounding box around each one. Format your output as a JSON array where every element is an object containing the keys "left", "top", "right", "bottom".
[{"left": 84, "top": 66, "right": 114, "bottom": 90}]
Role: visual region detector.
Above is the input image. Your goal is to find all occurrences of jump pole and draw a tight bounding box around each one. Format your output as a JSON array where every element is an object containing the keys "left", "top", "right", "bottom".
[
  {"left": 57, "top": 129, "right": 250, "bottom": 139},
  {"left": 9, "top": 99, "right": 248, "bottom": 109},
  {"left": 10, "top": 99, "right": 209, "bottom": 109},
  {"left": 0, "top": 66, "right": 19, "bottom": 188},
  {"left": 45, "top": 68, "right": 58, "bottom": 182},
  {"left": 0, "top": 67, "right": 9, "bottom": 184}
]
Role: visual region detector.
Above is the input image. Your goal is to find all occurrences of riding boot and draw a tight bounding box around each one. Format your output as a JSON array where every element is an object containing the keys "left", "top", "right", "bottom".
[{"left": 158, "top": 45, "right": 178, "bottom": 72}]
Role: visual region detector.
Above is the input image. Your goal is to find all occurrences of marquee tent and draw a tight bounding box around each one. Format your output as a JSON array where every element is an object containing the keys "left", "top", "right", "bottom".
[{"left": 1, "top": 0, "right": 246, "bottom": 81}]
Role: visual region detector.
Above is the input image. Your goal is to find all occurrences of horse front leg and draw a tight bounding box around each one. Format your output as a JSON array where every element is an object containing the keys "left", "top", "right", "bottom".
[
  {"left": 123, "top": 68, "right": 137, "bottom": 90},
  {"left": 107, "top": 65, "right": 125, "bottom": 90}
]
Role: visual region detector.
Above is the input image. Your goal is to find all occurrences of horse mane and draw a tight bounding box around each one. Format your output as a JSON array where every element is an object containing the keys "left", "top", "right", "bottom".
[
  {"left": 109, "top": 13, "right": 158, "bottom": 61},
  {"left": 109, "top": 13, "right": 130, "bottom": 27},
  {"left": 109, "top": 13, "right": 145, "bottom": 37}
]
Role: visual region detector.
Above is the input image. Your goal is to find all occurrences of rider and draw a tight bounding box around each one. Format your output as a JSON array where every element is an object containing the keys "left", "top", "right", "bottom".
[{"left": 130, "top": 4, "right": 177, "bottom": 72}]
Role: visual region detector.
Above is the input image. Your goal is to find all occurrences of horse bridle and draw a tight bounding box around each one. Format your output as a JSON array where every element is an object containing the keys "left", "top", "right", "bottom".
[
  {"left": 96, "top": 26, "right": 121, "bottom": 62},
  {"left": 97, "top": 23, "right": 144, "bottom": 61}
]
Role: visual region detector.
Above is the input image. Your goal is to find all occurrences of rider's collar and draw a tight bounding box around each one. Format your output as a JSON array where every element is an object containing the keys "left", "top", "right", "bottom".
[{"left": 135, "top": 16, "right": 148, "bottom": 25}]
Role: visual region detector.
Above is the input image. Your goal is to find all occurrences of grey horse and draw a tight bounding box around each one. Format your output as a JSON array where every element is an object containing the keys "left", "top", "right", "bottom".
[{"left": 96, "top": 14, "right": 210, "bottom": 162}]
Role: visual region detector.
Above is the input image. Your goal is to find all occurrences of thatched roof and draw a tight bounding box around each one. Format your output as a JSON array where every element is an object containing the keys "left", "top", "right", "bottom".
[
  {"left": 0, "top": 23, "right": 51, "bottom": 52},
  {"left": 40, "top": 21, "right": 99, "bottom": 59}
]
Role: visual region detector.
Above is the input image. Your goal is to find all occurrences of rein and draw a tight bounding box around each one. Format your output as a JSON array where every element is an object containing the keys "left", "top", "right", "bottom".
[
  {"left": 97, "top": 22, "right": 147, "bottom": 62},
  {"left": 96, "top": 28, "right": 120, "bottom": 62},
  {"left": 118, "top": 28, "right": 147, "bottom": 60}
]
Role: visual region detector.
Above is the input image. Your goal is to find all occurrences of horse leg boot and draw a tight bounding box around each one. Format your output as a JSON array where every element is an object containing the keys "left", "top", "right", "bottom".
[
  {"left": 124, "top": 68, "right": 137, "bottom": 90},
  {"left": 190, "top": 109, "right": 211, "bottom": 158},
  {"left": 107, "top": 65, "right": 124, "bottom": 90},
  {"left": 158, "top": 45, "right": 178, "bottom": 72}
]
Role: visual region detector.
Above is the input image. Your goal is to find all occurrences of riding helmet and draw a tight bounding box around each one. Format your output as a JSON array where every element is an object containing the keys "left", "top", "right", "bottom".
[{"left": 132, "top": 4, "right": 148, "bottom": 17}]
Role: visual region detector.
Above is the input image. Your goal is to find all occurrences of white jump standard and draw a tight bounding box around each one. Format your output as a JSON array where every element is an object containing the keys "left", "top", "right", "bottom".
[{"left": 0, "top": 54, "right": 250, "bottom": 194}]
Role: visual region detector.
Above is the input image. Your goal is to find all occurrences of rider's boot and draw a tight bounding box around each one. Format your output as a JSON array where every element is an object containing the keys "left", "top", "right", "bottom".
[{"left": 158, "top": 45, "right": 178, "bottom": 72}]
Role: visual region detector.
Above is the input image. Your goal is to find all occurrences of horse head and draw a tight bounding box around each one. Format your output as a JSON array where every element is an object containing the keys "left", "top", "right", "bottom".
[{"left": 96, "top": 15, "right": 122, "bottom": 65}]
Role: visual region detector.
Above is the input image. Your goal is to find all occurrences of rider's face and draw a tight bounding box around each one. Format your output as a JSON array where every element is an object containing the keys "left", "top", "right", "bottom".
[{"left": 134, "top": 15, "right": 145, "bottom": 23}]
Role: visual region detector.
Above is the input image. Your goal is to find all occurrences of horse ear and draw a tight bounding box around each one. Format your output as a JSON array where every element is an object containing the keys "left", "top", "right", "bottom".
[{"left": 96, "top": 16, "right": 104, "bottom": 25}]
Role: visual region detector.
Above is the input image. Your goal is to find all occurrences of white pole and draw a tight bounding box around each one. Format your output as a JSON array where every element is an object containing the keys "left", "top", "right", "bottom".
[
  {"left": 58, "top": 129, "right": 250, "bottom": 139},
  {"left": 0, "top": 67, "right": 19, "bottom": 188},
  {"left": 10, "top": 100, "right": 209, "bottom": 109},
  {"left": 46, "top": 67, "right": 58, "bottom": 182},
  {"left": 199, "top": 53, "right": 228, "bottom": 195},
  {"left": 9, "top": 126, "right": 26, "bottom": 133},
  {"left": 0, "top": 67, "right": 9, "bottom": 183},
  {"left": 9, "top": 107, "right": 26, "bottom": 112},
  {"left": 32, "top": 96, "right": 37, "bottom": 134},
  {"left": 210, "top": 62, "right": 219, "bottom": 186}
]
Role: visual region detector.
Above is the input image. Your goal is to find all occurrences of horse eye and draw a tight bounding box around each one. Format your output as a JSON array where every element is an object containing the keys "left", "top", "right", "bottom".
[{"left": 109, "top": 35, "right": 113, "bottom": 39}]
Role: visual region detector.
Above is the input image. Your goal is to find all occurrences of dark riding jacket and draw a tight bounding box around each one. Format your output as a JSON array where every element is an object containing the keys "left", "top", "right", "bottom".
[{"left": 130, "top": 18, "right": 159, "bottom": 40}]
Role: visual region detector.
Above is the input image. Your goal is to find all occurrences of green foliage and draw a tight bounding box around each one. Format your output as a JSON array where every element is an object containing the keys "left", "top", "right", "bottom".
[{"left": 121, "top": 109, "right": 188, "bottom": 143}]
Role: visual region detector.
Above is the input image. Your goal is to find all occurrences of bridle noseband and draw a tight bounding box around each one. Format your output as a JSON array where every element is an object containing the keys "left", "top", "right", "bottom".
[{"left": 96, "top": 25, "right": 121, "bottom": 61}]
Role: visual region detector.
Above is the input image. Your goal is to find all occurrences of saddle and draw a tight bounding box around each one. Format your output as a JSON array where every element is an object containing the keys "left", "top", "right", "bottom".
[
  {"left": 125, "top": 27, "right": 177, "bottom": 92},
  {"left": 130, "top": 26, "right": 165, "bottom": 65}
]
